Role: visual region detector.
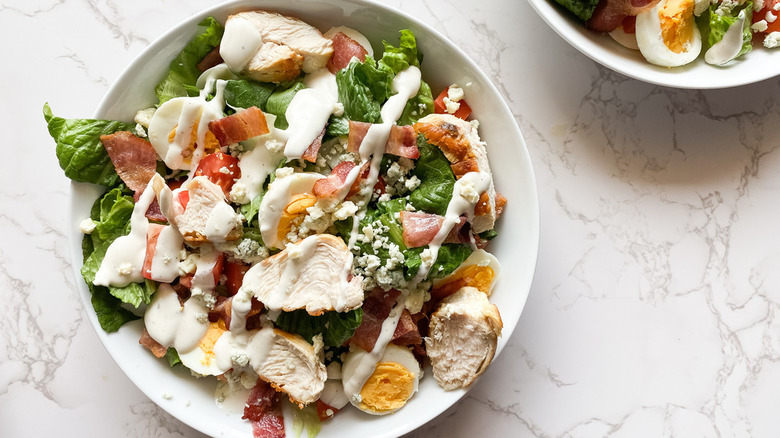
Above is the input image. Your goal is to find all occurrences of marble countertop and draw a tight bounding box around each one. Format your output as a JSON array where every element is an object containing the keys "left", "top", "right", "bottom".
[{"left": 3, "top": 0, "right": 780, "bottom": 436}]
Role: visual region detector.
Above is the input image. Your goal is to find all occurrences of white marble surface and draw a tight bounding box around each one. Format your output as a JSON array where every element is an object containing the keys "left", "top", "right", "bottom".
[{"left": 3, "top": 0, "right": 780, "bottom": 437}]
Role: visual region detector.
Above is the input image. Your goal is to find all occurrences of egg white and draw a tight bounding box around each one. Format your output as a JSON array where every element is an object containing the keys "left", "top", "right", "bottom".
[{"left": 635, "top": 0, "right": 702, "bottom": 67}]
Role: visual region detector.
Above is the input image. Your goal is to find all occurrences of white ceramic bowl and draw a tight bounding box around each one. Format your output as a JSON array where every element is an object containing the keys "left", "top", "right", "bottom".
[
  {"left": 527, "top": 0, "right": 780, "bottom": 89},
  {"left": 68, "top": 0, "right": 540, "bottom": 436}
]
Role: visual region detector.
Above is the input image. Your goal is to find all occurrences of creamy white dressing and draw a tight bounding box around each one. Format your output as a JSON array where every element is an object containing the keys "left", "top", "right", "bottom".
[
  {"left": 282, "top": 68, "right": 340, "bottom": 159},
  {"left": 144, "top": 284, "right": 211, "bottom": 353},
  {"left": 191, "top": 245, "right": 221, "bottom": 292},
  {"left": 233, "top": 114, "right": 286, "bottom": 202},
  {"left": 257, "top": 172, "right": 325, "bottom": 248},
  {"left": 219, "top": 16, "right": 265, "bottom": 72},
  {"left": 205, "top": 201, "right": 241, "bottom": 242},
  {"left": 705, "top": 12, "right": 747, "bottom": 65},
  {"left": 149, "top": 225, "right": 184, "bottom": 282},
  {"left": 93, "top": 175, "right": 160, "bottom": 287}
]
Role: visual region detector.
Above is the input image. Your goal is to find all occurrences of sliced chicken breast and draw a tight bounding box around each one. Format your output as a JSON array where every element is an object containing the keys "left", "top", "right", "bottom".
[
  {"left": 426, "top": 286, "right": 503, "bottom": 390},
  {"left": 174, "top": 176, "right": 243, "bottom": 244},
  {"left": 226, "top": 11, "right": 333, "bottom": 83},
  {"left": 251, "top": 328, "right": 328, "bottom": 406},
  {"left": 413, "top": 114, "right": 501, "bottom": 234},
  {"left": 240, "top": 234, "right": 364, "bottom": 315}
]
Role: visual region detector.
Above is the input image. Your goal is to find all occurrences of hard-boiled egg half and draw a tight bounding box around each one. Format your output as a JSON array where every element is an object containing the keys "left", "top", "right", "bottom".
[
  {"left": 177, "top": 320, "right": 229, "bottom": 376},
  {"left": 635, "top": 0, "right": 702, "bottom": 67},
  {"left": 257, "top": 172, "right": 324, "bottom": 249},
  {"left": 432, "top": 249, "right": 501, "bottom": 298},
  {"left": 341, "top": 345, "right": 421, "bottom": 415},
  {"left": 147, "top": 96, "right": 223, "bottom": 170}
]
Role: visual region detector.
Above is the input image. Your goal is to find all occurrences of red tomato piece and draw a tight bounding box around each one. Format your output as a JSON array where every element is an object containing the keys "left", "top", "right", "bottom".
[
  {"left": 224, "top": 259, "right": 250, "bottom": 296},
  {"left": 212, "top": 252, "right": 225, "bottom": 286},
  {"left": 142, "top": 223, "right": 166, "bottom": 280},
  {"left": 433, "top": 87, "right": 472, "bottom": 120},
  {"left": 754, "top": 0, "right": 780, "bottom": 34},
  {"left": 177, "top": 190, "right": 190, "bottom": 210},
  {"left": 194, "top": 152, "right": 241, "bottom": 197},
  {"left": 315, "top": 400, "right": 339, "bottom": 422}
]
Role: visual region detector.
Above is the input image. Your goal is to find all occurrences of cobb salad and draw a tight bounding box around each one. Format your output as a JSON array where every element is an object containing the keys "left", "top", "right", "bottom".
[
  {"left": 45, "top": 10, "right": 507, "bottom": 436},
  {"left": 553, "top": 0, "right": 779, "bottom": 67}
]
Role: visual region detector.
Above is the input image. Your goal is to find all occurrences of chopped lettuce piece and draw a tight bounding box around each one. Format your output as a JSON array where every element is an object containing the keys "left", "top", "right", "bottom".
[
  {"left": 275, "top": 309, "right": 363, "bottom": 347},
  {"left": 90, "top": 285, "right": 141, "bottom": 332},
  {"left": 336, "top": 56, "right": 388, "bottom": 123},
  {"left": 552, "top": 0, "right": 600, "bottom": 22},
  {"left": 404, "top": 243, "right": 472, "bottom": 281},
  {"left": 378, "top": 29, "right": 422, "bottom": 74},
  {"left": 44, "top": 103, "right": 134, "bottom": 187},
  {"left": 699, "top": 2, "right": 753, "bottom": 61},
  {"left": 409, "top": 135, "right": 455, "bottom": 216},
  {"left": 155, "top": 17, "right": 224, "bottom": 105},
  {"left": 266, "top": 81, "right": 307, "bottom": 129},
  {"left": 398, "top": 79, "right": 434, "bottom": 126},
  {"left": 225, "top": 79, "right": 276, "bottom": 110}
]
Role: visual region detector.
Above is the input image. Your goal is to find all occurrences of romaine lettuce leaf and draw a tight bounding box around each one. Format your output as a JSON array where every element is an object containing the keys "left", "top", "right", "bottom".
[
  {"left": 90, "top": 285, "right": 141, "bottom": 332},
  {"left": 552, "top": 0, "right": 600, "bottom": 21},
  {"left": 336, "top": 57, "right": 387, "bottom": 123},
  {"left": 700, "top": 2, "right": 753, "bottom": 59},
  {"left": 266, "top": 81, "right": 307, "bottom": 129},
  {"left": 409, "top": 135, "right": 455, "bottom": 216},
  {"left": 398, "top": 79, "right": 434, "bottom": 126},
  {"left": 44, "top": 103, "right": 134, "bottom": 187},
  {"left": 155, "top": 17, "right": 224, "bottom": 105},
  {"left": 404, "top": 243, "right": 472, "bottom": 281},
  {"left": 378, "top": 29, "right": 422, "bottom": 74},
  {"left": 275, "top": 308, "right": 363, "bottom": 347},
  {"left": 225, "top": 79, "right": 276, "bottom": 110}
]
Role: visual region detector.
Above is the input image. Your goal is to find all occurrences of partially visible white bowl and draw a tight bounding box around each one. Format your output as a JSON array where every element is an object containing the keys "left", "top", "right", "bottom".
[
  {"left": 527, "top": 0, "right": 780, "bottom": 89},
  {"left": 69, "top": 0, "right": 539, "bottom": 436}
]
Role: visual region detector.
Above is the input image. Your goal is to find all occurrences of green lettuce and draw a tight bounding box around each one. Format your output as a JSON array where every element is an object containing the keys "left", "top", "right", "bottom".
[
  {"left": 90, "top": 285, "right": 141, "bottom": 332},
  {"left": 409, "top": 136, "right": 455, "bottom": 216},
  {"left": 552, "top": 0, "right": 600, "bottom": 21},
  {"left": 224, "top": 79, "right": 276, "bottom": 110},
  {"left": 404, "top": 243, "right": 472, "bottom": 281},
  {"left": 44, "top": 103, "right": 134, "bottom": 187},
  {"left": 266, "top": 81, "right": 307, "bottom": 129},
  {"left": 699, "top": 2, "right": 753, "bottom": 60},
  {"left": 336, "top": 56, "right": 388, "bottom": 123},
  {"left": 155, "top": 17, "right": 224, "bottom": 104},
  {"left": 275, "top": 309, "right": 363, "bottom": 347},
  {"left": 398, "top": 79, "right": 434, "bottom": 126},
  {"left": 377, "top": 29, "right": 422, "bottom": 74}
]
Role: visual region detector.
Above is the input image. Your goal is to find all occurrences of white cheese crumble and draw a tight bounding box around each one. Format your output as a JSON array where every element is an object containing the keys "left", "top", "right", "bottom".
[
  {"left": 447, "top": 85, "right": 465, "bottom": 102},
  {"left": 767, "top": 11, "right": 778, "bottom": 22},
  {"left": 178, "top": 251, "right": 199, "bottom": 275},
  {"left": 275, "top": 167, "right": 295, "bottom": 179},
  {"left": 753, "top": 20, "right": 769, "bottom": 32},
  {"left": 229, "top": 181, "right": 248, "bottom": 204},
  {"left": 134, "top": 107, "right": 156, "bottom": 128},
  {"left": 458, "top": 178, "right": 481, "bottom": 204},
  {"left": 442, "top": 97, "right": 461, "bottom": 114},
  {"left": 266, "top": 139, "right": 285, "bottom": 154},
  {"left": 286, "top": 242, "right": 304, "bottom": 259},
  {"left": 117, "top": 263, "right": 133, "bottom": 276},
  {"left": 766, "top": 31, "right": 780, "bottom": 48},
  {"left": 79, "top": 218, "right": 97, "bottom": 234},
  {"left": 134, "top": 123, "right": 147, "bottom": 138},
  {"left": 333, "top": 201, "right": 358, "bottom": 220},
  {"left": 162, "top": 392, "right": 173, "bottom": 400}
]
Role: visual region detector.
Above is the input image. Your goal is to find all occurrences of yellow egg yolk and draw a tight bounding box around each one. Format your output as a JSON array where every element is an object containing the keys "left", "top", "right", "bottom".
[
  {"left": 433, "top": 265, "right": 495, "bottom": 298},
  {"left": 277, "top": 193, "right": 318, "bottom": 242},
  {"left": 659, "top": 0, "right": 696, "bottom": 54},
  {"left": 168, "top": 120, "right": 220, "bottom": 165},
  {"left": 198, "top": 321, "right": 226, "bottom": 367},
  {"left": 359, "top": 361, "right": 415, "bottom": 413}
]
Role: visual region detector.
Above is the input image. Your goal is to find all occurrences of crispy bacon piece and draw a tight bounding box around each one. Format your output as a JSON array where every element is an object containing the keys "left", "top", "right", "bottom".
[
  {"left": 312, "top": 161, "right": 372, "bottom": 199},
  {"left": 327, "top": 32, "right": 368, "bottom": 74},
  {"left": 348, "top": 121, "right": 419, "bottom": 159},
  {"left": 586, "top": 0, "right": 660, "bottom": 32},
  {"left": 243, "top": 379, "right": 285, "bottom": 438},
  {"left": 208, "top": 296, "right": 233, "bottom": 328},
  {"left": 391, "top": 309, "right": 423, "bottom": 346},
  {"left": 139, "top": 328, "right": 167, "bottom": 358},
  {"left": 316, "top": 399, "right": 340, "bottom": 421},
  {"left": 350, "top": 288, "right": 402, "bottom": 352},
  {"left": 208, "top": 107, "right": 269, "bottom": 146},
  {"left": 197, "top": 46, "right": 224, "bottom": 72},
  {"left": 399, "top": 211, "right": 468, "bottom": 248},
  {"left": 101, "top": 131, "right": 158, "bottom": 193},
  {"left": 301, "top": 128, "right": 326, "bottom": 163}
]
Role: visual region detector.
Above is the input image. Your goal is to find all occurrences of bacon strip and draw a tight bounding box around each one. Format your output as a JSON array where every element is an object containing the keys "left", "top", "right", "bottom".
[
  {"left": 243, "top": 380, "right": 285, "bottom": 438},
  {"left": 312, "top": 161, "right": 371, "bottom": 199},
  {"left": 101, "top": 131, "right": 158, "bottom": 193},
  {"left": 208, "top": 107, "right": 269, "bottom": 146},
  {"left": 139, "top": 328, "right": 167, "bottom": 358},
  {"left": 391, "top": 309, "right": 423, "bottom": 346},
  {"left": 301, "top": 128, "right": 326, "bottom": 163},
  {"left": 197, "top": 46, "right": 224, "bottom": 72},
  {"left": 400, "top": 211, "right": 468, "bottom": 248},
  {"left": 348, "top": 121, "right": 420, "bottom": 159},
  {"left": 350, "top": 288, "right": 402, "bottom": 352},
  {"left": 327, "top": 32, "right": 368, "bottom": 74}
]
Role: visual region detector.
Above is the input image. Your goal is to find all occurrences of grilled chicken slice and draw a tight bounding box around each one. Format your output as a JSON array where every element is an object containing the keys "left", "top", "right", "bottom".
[
  {"left": 225, "top": 11, "right": 333, "bottom": 83},
  {"left": 413, "top": 114, "right": 501, "bottom": 234},
  {"left": 174, "top": 176, "right": 243, "bottom": 244},
  {"left": 426, "top": 286, "right": 503, "bottom": 390},
  {"left": 240, "top": 234, "right": 363, "bottom": 315},
  {"left": 251, "top": 328, "right": 328, "bottom": 406}
]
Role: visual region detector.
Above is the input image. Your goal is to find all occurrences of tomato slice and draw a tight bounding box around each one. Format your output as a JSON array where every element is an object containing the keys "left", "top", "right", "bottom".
[
  {"left": 754, "top": 0, "right": 780, "bottom": 34},
  {"left": 212, "top": 252, "right": 225, "bottom": 286},
  {"left": 223, "top": 259, "right": 250, "bottom": 296},
  {"left": 194, "top": 151, "right": 241, "bottom": 197},
  {"left": 142, "top": 223, "right": 166, "bottom": 280},
  {"left": 315, "top": 399, "right": 339, "bottom": 422},
  {"left": 433, "top": 87, "right": 472, "bottom": 120}
]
